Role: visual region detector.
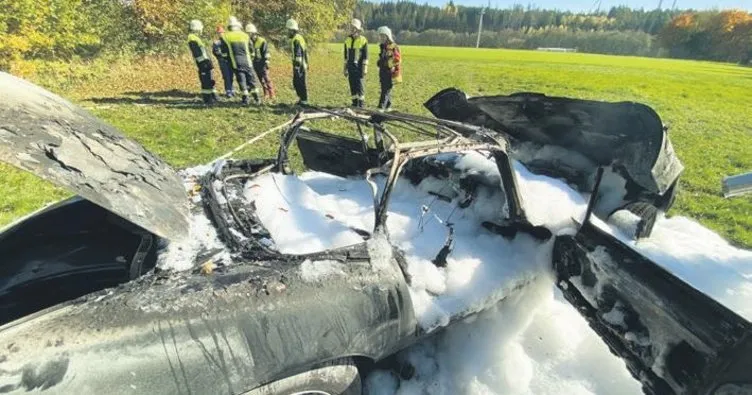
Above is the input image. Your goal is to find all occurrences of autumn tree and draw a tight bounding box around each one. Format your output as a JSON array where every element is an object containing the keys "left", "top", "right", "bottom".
[
  {"left": 659, "top": 10, "right": 752, "bottom": 63},
  {"left": 0, "top": 0, "right": 99, "bottom": 66}
]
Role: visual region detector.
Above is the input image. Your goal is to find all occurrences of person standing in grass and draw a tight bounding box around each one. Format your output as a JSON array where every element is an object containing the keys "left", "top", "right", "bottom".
[
  {"left": 343, "top": 18, "right": 368, "bottom": 108},
  {"left": 246, "top": 23, "right": 275, "bottom": 102},
  {"left": 212, "top": 25, "right": 235, "bottom": 98},
  {"left": 221, "top": 17, "right": 261, "bottom": 106},
  {"left": 187, "top": 19, "right": 217, "bottom": 105},
  {"left": 376, "top": 26, "right": 401, "bottom": 111},
  {"left": 287, "top": 18, "right": 309, "bottom": 106}
]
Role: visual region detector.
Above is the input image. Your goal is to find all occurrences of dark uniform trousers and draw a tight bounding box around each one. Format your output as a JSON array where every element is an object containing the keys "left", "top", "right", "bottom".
[
  {"left": 378, "top": 69, "right": 393, "bottom": 110},
  {"left": 347, "top": 67, "right": 365, "bottom": 107},
  {"left": 253, "top": 61, "right": 275, "bottom": 99},
  {"left": 293, "top": 66, "right": 308, "bottom": 102},
  {"left": 235, "top": 67, "right": 257, "bottom": 99},
  {"left": 218, "top": 58, "right": 234, "bottom": 94}
]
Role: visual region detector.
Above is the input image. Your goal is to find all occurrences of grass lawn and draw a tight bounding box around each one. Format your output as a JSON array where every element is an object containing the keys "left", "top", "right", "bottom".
[{"left": 2, "top": 44, "right": 752, "bottom": 247}]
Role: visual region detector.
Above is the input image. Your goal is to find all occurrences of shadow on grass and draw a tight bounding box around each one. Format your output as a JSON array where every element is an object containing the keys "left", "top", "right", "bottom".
[
  {"left": 122, "top": 89, "right": 197, "bottom": 98},
  {"left": 84, "top": 93, "right": 305, "bottom": 115}
]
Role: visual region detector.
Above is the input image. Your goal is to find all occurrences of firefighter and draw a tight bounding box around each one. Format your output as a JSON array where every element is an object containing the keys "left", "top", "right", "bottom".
[
  {"left": 187, "top": 19, "right": 217, "bottom": 105},
  {"left": 343, "top": 18, "right": 368, "bottom": 108},
  {"left": 211, "top": 25, "right": 235, "bottom": 98},
  {"left": 220, "top": 17, "right": 261, "bottom": 105},
  {"left": 245, "top": 23, "right": 275, "bottom": 101},
  {"left": 376, "top": 26, "right": 401, "bottom": 111},
  {"left": 287, "top": 19, "right": 309, "bottom": 106}
]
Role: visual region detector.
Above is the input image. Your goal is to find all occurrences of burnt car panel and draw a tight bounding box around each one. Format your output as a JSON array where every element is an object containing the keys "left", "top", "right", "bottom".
[
  {"left": 0, "top": 72, "right": 190, "bottom": 240},
  {"left": 0, "top": 249, "right": 415, "bottom": 394},
  {"left": 553, "top": 169, "right": 752, "bottom": 395},
  {"left": 424, "top": 88, "right": 683, "bottom": 210}
]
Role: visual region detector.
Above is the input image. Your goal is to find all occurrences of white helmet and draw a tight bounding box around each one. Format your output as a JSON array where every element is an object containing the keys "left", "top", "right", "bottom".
[
  {"left": 227, "top": 16, "right": 241, "bottom": 30},
  {"left": 189, "top": 19, "right": 204, "bottom": 32},
  {"left": 245, "top": 23, "right": 257, "bottom": 34},
  {"left": 377, "top": 25, "right": 393, "bottom": 41},
  {"left": 286, "top": 18, "right": 299, "bottom": 31},
  {"left": 351, "top": 18, "right": 363, "bottom": 31}
]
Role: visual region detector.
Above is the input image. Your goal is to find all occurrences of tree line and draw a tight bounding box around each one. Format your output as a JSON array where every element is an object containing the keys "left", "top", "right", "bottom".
[
  {"left": 356, "top": 2, "right": 682, "bottom": 35},
  {"left": 0, "top": 0, "right": 749, "bottom": 71},
  {"left": 0, "top": 0, "right": 355, "bottom": 70},
  {"left": 351, "top": 2, "right": 751, "bottom": 63}
]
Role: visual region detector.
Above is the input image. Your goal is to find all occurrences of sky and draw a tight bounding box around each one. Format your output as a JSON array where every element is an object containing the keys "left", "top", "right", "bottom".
[{"left": 400, "top": 0, "right": 751, "bottom": 12}]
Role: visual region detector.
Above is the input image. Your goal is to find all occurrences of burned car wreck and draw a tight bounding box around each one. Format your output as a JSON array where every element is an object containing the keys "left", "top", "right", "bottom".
[{"left": 0, "top": 71, "right": 750, "bottom": 395}]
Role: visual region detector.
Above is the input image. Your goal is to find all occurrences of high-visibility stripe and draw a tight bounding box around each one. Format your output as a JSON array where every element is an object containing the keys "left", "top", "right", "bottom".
[
  {"left": 201, "top": 89, "right": 214, "bottom": 94},
  {"left": 195, "top": 55, "right": 209, "bottom": 63},
  {"left": 223, "top": 31, "right": 252, "bottom": 69},
  {"left": 291, "top": 34, "right": 307, "bottom": 68}
]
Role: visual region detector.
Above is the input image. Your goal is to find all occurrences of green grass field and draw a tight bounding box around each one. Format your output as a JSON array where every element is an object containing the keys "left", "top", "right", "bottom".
[{"left": 2, "top": 44, "right": 752, "bottom": 247}]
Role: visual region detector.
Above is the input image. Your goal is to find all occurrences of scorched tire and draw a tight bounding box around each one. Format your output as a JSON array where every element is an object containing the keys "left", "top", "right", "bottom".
[{"left": 241, "top": 357, "right": 361, "bottom": 395}]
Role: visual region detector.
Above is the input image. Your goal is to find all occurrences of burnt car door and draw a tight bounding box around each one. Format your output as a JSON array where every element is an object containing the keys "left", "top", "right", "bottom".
[{"left": 554, "top": 168, "right": 752, "bottom": 395}]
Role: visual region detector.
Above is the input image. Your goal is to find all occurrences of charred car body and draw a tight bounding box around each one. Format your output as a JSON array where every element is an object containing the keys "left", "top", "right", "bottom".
[{"left": 0, "top": 72, "right": 749, "bottom": 395}]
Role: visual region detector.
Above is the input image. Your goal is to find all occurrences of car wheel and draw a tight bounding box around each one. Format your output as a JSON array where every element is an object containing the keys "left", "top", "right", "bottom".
[{"left": 242, "top": 357, "right": 361, "bottom": 395}]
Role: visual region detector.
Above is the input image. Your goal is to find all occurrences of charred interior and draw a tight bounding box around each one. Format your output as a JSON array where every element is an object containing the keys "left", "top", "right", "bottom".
[
  {"left": 201, "top": 109, "right": 552, "bottom": 265},
  {"left": 0, "top": 198, "right": 158, "bottom": 326}
]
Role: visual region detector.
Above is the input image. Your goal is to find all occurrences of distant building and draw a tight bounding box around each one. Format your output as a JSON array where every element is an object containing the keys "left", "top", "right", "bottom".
[{"left": 536, "top": 47, "right": 578, "bottom": 52}]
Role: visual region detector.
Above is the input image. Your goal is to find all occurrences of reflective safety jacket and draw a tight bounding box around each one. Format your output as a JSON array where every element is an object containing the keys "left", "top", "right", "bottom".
[
  {"left": 290, "top": 33, "right": 308, "bottom": 69},
  {"left": 188, "top": 34, "right": 213, "bottom": 70},
  {"left": 344, "top": 34, "right": 368, "bottom": 71},
  {"left": 252, "top": 36, "right": 271, "bottom": 66},
  {"left": 221, "top": 30, "right": 252, "bottom": 71},
  {"left": 378, "top": 41, "right": 402, "bottom": 82}
]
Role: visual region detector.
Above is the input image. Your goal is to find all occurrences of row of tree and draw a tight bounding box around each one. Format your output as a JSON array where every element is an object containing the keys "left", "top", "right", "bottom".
[
  {"left": 0, "top": 0, "right": 749, "bottom": 68},
  {"left": 351, "top": 2, "right": 751, "bottom": 63},
  {"left": 335, "top": 27, "right": 658, "bottom": 56},
  {"left": 0, "top": 0, "right": 355, "bottom": 68},
  {"left": 355, "top": 2, "right": 684, "bottom": 35},
  {"left": 659, "top": 10, "right": 752, "bottom": 63}
]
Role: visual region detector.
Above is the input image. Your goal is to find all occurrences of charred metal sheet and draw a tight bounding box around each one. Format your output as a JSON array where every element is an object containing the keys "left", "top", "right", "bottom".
[
  {"left": 553, "top": 227, "right": 752, "bottom": 395},
  {"left": 424, "top": 88, "right": 684, "bottom": 198},
  {"left": 0, "top": 242, "right": 417, "bottom": 395},
  {"left": 0, "top": 72, "right": 189, "bottom": 240},
  {"left": 722, "top": 171, "right": 752, "bottom": 198}
]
